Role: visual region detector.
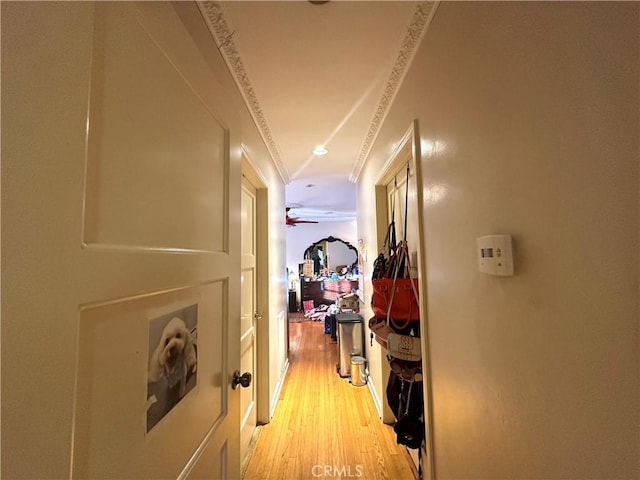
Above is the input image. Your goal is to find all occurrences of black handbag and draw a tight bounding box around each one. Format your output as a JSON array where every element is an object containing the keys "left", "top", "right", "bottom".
[{"left": 386, "top": 370, "right": 425, "bottom": 449}]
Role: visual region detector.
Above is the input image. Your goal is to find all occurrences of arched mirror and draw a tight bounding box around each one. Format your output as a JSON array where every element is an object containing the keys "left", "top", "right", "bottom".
[{"left": 303, "top": 236, "right": 358, "bottom": 275}]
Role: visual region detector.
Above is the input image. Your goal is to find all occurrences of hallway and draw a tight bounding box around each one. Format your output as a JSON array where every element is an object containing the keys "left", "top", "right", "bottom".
[{"left": 243, "top": 320, "right": 417, "bottom": 480}]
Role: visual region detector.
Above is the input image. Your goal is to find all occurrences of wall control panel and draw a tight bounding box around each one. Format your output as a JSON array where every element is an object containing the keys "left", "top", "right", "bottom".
[{"left": 477, "top": 234, "right": 514, "bottom": 276}]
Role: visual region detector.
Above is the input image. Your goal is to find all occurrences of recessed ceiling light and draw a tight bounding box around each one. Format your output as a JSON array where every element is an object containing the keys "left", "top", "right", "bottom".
[{"left": 313, "top": 145, "right": 328, "bottom": 156}]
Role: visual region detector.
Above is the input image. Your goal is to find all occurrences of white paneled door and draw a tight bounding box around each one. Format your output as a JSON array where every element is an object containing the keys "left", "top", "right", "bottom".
[
  {"left": 2, "top": 2, "right": 243, "bottom": 479},
  {"left": 379, "top": 123, "right": 432, "bottom": 478},
  {"left": 240, "top": 177, "right": 259, "bottom": 468}
]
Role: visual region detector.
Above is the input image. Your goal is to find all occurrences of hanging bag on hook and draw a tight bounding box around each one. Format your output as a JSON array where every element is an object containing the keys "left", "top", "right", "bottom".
[
  {"left": 371, "top": 164, "right": 420, "bottom": 332},
  {"left": 371, "top": 240, "right": 420, "bottom": 330},
  {"left": 392, "top": 379, "right": 425, "bottom": 449},
  {"left": 368, "top": 315, "right": 393, "bottom": 348},
  {"left": 372, "top": 189, "right": 397, "bottom": 281},
  {"left": 387, "top": 328, "right": 422, "bottom": 361},
  {"left": 386, "top": 371, "right": 425, "bottom": 450}
]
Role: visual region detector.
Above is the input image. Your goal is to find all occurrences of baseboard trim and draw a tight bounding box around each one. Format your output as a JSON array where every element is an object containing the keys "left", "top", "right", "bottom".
[
  {"left": 367, "top": 376, "right": 383, "bottom": 418},
  {"left": 270, "top": 358, "right": 290, "bottom": 418},
  {"left": 241, "top": 425, "right": 262, "bottom": 477}
]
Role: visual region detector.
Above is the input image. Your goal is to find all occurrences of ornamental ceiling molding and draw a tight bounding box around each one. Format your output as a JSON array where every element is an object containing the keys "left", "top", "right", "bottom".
[
  {"left": 349, "top": 1, "right": 438, "bottom": 183},
  {"left": 198, "top": 1, "right": 291, "bottom": 184}
]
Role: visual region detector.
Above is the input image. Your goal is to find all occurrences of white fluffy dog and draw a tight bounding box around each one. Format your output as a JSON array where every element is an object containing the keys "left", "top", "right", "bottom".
[{"left": 148, "top": 317, "right": 197, "bottom": 397}]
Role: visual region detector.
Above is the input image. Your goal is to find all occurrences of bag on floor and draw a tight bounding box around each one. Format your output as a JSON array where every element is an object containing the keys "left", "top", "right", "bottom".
[{"left": 303, "top": 300, "right": 314, "bottom": 313}]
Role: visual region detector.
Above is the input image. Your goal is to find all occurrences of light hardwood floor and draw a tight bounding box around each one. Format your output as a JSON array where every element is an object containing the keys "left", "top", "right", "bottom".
[{"left": 243, "top": 319, "right": 418, "bottom": 480}]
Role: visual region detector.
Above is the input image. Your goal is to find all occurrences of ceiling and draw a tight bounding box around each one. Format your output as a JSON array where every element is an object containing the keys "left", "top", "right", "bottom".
[{"left": 200, "top": 1, "right": 434, "bottom": 222}]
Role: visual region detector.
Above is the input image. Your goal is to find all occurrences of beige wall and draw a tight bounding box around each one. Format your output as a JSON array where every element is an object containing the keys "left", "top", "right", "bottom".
[
  {"left": 1, "top": 2, "right": 287, "bottom": 478},
  {"left": 358, "top": 2, "right": 639, "bottom": 478}
]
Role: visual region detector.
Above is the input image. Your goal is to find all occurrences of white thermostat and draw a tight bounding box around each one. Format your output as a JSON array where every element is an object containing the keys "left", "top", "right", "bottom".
[{"left": 477, "top": 234, "right": 514, "bottom": 276}]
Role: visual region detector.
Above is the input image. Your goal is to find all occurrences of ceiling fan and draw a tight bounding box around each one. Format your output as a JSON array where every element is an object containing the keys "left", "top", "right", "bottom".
[{"left": 285, "top": 207, "right": 319, "bottom": 227}]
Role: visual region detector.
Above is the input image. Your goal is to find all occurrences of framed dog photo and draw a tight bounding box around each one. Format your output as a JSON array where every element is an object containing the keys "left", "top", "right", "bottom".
[{"left": 146, "top": 303, "right": 198, "bottom": 433}]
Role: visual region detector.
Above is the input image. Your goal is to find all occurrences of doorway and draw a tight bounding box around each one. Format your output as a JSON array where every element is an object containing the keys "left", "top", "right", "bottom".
[
  {"left": 240, "top": 152, "right": 270, "bottom": 471},
  {"left": 375, "top": 120, "right": 435, "bottom": 478}
]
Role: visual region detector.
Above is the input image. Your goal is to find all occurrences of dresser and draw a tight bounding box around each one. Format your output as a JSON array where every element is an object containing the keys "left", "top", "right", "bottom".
[{"left": 301, "top": 279, "right": 359, "bottom": 307}]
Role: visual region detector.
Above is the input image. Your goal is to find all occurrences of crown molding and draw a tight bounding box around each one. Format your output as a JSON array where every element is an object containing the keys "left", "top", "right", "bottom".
[
  {"left": 198, "top": 1, "right": 291, "bottom": 184},
  {"left": 349, "top": 1, "right": 438, "bottom": 183}
]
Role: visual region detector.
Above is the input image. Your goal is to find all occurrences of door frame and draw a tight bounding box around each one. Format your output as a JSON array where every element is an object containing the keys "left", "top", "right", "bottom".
[
  {"left": 240, "top": 147, "right": 271, "bottom": 425},
  {"left": 375, "top": 120, "right": 435, "bottom": 479}
]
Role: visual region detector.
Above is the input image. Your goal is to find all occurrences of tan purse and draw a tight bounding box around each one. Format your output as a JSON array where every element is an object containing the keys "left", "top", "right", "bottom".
[
  {"left": 368, "top": 316, "right": 393, "bottom": 348},
  {"left": 387, "top": 332, "right": 421, "bottom": 361}
]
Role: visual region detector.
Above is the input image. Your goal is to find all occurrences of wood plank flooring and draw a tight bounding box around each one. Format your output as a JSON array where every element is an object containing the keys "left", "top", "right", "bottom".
[{"left": 243, "top": 320, "right": 418, "bottom": 480}]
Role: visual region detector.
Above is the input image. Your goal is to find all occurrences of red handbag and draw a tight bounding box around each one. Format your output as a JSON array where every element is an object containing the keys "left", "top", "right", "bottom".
[
  {"left": 371, "top": 278, "right": 420, "bottom": 323},
  {"left": 371, "top": 241, "right": 420, "bottom": 330}
]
